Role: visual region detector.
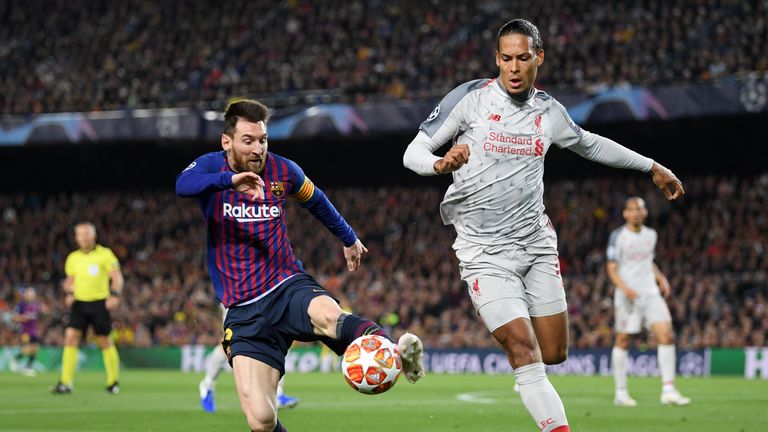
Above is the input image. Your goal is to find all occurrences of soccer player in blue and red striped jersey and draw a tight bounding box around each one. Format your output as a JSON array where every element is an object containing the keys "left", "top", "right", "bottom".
[
  {"left": 12, "top": 287, "right": 41, "bottom": 376},
  {"left": 176, "top": 99, "right": 424, "bottom": 432}
]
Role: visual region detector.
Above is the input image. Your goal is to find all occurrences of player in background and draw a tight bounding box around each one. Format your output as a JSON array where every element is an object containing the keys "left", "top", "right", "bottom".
[
  {"left": 11, "top": 287, "right": 42, "bottom": 376},
  {"left": 607, "top": 197, "right": 691, "bottom": 406},
  {"left": 403, "top": 18, "right": 684, "bottom": 432},
  {"left": 50, "top": 222, "right": 124, "bottom": 395},
  {"left": 199, "top": 305, "right": 299, "bottom": 413},
  {"left": 176, "top": 99, "right": 424, "bottom": 432}
]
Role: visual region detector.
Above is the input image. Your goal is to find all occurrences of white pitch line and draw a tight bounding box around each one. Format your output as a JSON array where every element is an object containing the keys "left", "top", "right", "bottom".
[
  {"left": 0, "top": 406, "right": 209, "bottom": 415},
  {"left": 455, "top": 389, "right": 768, "bottom": 405},
  {"left": 456, "top": 390, "right": 519, "bottom": 405},
  {"left": 0, "top": 399, "right": 462, "bottom": 415}
]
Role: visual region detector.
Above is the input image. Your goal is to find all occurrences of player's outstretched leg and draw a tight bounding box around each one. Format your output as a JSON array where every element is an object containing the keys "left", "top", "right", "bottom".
[
  {"left": 319, "top": 311, "right": 425, "bottom": 383},
  {"left": 318, "top": 311, "right": 390, "bottom": 355},
  {"left": 397, "top": 332, "right": 425, "bottom": 383},
  {"left": 199, "top": 346, "right": 229, "bottom": 412}
]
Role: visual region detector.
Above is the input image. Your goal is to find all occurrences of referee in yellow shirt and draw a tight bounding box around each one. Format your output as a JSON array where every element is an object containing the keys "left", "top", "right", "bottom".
[{"left": 50, "top": 222, "right": 124, "bottom": 395}]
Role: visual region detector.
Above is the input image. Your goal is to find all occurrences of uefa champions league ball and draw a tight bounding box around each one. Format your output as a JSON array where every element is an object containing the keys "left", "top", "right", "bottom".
[{"left": 341, "top": 335, "right": 402, "bottom": 394}]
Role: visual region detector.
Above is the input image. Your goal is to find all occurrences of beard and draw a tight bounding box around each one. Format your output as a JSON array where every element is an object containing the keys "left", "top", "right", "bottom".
[{"left": 230, "top": 153, "right": 265, "bottom": 173}]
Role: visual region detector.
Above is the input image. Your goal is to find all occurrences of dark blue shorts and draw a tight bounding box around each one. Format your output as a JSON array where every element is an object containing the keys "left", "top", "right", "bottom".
[
  {"left": 222, "top": 273, "right": 334, "bottom": 377},
  {"left": 21, "top": 333, "right": 40, "bottom": 344}
]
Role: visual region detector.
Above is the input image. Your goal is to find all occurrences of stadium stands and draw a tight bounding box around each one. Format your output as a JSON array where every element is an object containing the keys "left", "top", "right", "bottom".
[
  {"left": 1, "top": 174, "right": 765, "bottom": 349},
  {"left": 2, "top": 0, "right": 766, "bottom": 114}
]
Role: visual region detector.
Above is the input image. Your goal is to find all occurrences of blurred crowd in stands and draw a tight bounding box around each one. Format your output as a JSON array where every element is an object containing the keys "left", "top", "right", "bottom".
[
  {"left": 2, "top": 0, "right": 767, "bottom": 114},
  {"left": 1, "top": 173, "right": 766, "bottom": 351}
]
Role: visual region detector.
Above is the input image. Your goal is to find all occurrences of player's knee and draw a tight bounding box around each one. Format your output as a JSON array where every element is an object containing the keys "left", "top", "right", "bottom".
[
  {"left": 96, "top": 336, "right": 112, "bottom": 350},
  {"left": 542, "top": 346, "right": 567, "bottom": 365},
  {"left": 658, "top": 332, "right": 675, "bottom": 345},
  {"left": 246, "top": 417, "right": 276, "bottom": 432},
  {"left": 615, "top": 333, "right": 631, "bottom": 349},
  {"left": 493, "top": 326, "right": 538, "bottom": 366},
  {"left": 504, "top": 340, "right": 539, "bottom": 366},
  {"left": 243, "top": 407, "right": 276, "bottom": 432},
  {"left": 311, "top": 311, "right": 339, "bottom": 338},
  {"left": 308, "top": 296, "right": 343, "bottom": 337}
]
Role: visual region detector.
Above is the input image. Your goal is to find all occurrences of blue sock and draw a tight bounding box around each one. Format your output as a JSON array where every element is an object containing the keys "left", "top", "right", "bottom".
[{"left": 322, "top": 313, "right": 391, "bottom": 355}]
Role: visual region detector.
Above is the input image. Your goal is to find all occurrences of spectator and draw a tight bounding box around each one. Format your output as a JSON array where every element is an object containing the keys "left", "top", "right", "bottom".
[
  {"left": 1, "top": 0, "right": 766, "bottom": 114},
  {"left": 1, "top": 173, "right": 766, "bottom": 349}
]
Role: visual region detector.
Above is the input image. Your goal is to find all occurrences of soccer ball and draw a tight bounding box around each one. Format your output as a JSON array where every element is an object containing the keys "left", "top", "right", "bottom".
[{"left": 341, "top": 335, "right": 402, "bottom": 394}]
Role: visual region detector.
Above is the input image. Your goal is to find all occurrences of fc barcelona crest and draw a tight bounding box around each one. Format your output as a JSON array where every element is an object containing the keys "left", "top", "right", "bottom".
[{"left": 270, "top": 181, "right": 285, "bottom": 197}]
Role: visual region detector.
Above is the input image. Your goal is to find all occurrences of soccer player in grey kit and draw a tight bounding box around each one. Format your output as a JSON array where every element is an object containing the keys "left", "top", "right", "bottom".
[
  {"left": 607, "top": 197, "right": 690, "bottom": 407},
  {"left": 403, "top": 19, "right": 684, "bottom": 431}
]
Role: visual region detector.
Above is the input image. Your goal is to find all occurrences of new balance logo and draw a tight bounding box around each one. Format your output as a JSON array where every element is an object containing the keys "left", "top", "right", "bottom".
[
  {"left": 223, "top": 202, "right": 281, "bottom": 222},
  {"left": 488, "top": 113, "right": 501, "bottom": 122}
]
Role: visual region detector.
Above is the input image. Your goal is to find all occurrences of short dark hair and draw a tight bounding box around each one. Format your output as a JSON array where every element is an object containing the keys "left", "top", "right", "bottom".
[
  {"left": 497, "top": 19, "right": 543, "bottom": 51},
  {"left": 223, "top": 99, "right": 270, "bottom": 137}
]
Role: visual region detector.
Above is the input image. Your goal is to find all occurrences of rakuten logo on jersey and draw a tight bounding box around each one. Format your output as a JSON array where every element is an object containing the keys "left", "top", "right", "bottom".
[{"left": 223, "top": 203, "right": 281, "bottom": 222}]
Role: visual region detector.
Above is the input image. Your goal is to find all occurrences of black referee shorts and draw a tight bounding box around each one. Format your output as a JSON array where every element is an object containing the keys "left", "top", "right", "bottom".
[{"left": 66, "top": 299, "right": 112, "bottom": 336}]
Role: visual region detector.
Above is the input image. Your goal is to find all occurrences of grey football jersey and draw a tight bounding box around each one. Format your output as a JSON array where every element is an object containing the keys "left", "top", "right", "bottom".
[
  {"left": 607, "top": 225, "right": 659, "bottom": 295},
  {"left": 403, "top": 79, "right": 653, "bottom": 245}
]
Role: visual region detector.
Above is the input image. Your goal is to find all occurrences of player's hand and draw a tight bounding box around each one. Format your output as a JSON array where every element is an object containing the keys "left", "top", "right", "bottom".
[
  {"left": 106, "top": 296, "right": 120, "bottom": 311},
  {"left": 434, "top": 144, "right": 470, "bottom": 174},
  {"left": 343, "top": 239, "right": 368, "bottom": 272},
  {"left": 658, "top": 278, "right": 671, "bottom": 298},
  {"left": 650, "top": 162, "right": 684, "bottom": 200},
  {"left": 65, "top": 293, "right": 74, "bottom": 307},
  {"left": 622, "top": 286, "right": 638, "bottom": 301},
  {"left": 232, "top": 172, "right": 265, "bottom": 201}
]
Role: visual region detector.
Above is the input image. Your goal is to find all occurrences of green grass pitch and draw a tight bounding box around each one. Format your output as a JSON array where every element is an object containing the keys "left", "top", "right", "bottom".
[{"left": 1, "top": 370, "right": 766, "bottom": 431}]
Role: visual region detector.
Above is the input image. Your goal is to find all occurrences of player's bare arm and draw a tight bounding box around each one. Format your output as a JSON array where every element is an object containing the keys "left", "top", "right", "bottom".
[
  {"left": 62, "top": 275, "right": 75, "bottom": 307},
  {"left": 606, "top": 261, "right": 638, "bottom": 300},
  {"left": 343, "top": 239, "right": 368, "bottom": 272},
  {"left": 106, "top": 269, "right": 124, "bottom": 310},
  {"left": 232, "top": 171, "right": 266, "bottom": 201},
  {"left": 433, "top": 144, "right": 470, "bottom": 174},
  {"left": 650, "top": 162, "right": 684, "bottom": 200},
  {"left": 652, "top": 263, "right": 671, "bottom": 298}
]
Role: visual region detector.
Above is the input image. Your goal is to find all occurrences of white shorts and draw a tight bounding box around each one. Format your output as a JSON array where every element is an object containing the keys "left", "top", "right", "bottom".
[
  {"left": 454, "top": 218, "right": 566, "bottom": 332},
  {"left": 614, "top": 291, "right": 671, "bottom": 334}
]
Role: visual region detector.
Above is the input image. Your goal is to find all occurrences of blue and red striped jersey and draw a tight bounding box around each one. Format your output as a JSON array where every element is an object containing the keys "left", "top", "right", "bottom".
[
  {"left": 176, "top": 151, "right": 357, "bottom": 307},
  {"left": 14, "top": 301, "right": 40, "bottom": 337}
]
